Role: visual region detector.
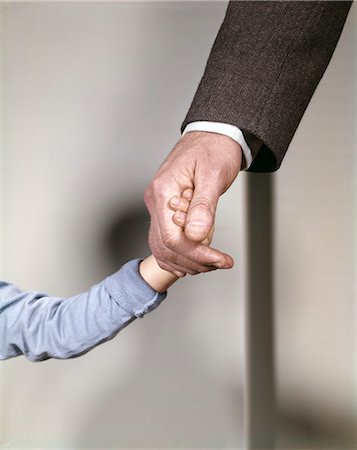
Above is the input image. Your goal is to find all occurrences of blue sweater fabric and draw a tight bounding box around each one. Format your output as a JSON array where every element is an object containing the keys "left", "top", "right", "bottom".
[{"left": 0, "top": 259, "right": 166, "bottom": 361}]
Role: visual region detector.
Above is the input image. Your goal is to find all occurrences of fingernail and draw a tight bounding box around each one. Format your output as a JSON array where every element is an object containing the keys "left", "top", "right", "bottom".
[
  {"left": 221, "top": 260, "right": 234, "bottom": 269},
  {"left": 183, "top": 189, "right": 193, "bottom": 201},
  {"left": 175, "top": 212, "right": 185, "bottom": 223},
  {"left": 170, "top": 197, "right": 180, "bottom": 208}
]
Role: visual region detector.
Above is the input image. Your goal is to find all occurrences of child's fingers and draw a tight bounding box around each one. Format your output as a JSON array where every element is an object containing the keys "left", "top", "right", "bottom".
[
  {"left": 172, "top": 210, "right": 187, "bottom": 228},
  {"left": 169, "top": 188, "right": 194, "bottom": 212},
  {"left": 182, "top": 188, "right": 193, "bottom": 202},
  {"left": 169, "top": 195, "right": 190, "bottom": 213}
]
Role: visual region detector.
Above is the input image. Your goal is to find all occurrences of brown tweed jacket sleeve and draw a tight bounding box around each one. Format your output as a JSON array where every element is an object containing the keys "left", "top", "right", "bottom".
[{"left": 181, "top": 1, "right": 352, "bottom": 172}]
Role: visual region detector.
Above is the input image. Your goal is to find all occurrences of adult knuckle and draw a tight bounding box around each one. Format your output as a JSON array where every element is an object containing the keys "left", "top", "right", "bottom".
[
  {"left": 145, "top": 178, "right": 169, "bottom": 210},
  {"left": 151, "top": 176, "right": 165, "bottom": 194},
  {"left": 192, "top": 198, "right": 213, "bottom": 213},
  {"left": 190, "top": 199, "right": 216, "bottom": 220}
]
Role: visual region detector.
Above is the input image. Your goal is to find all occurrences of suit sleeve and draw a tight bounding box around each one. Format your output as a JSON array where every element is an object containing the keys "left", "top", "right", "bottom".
[{"left": 181, "top": 1, "right": 352, "bottom": 172}]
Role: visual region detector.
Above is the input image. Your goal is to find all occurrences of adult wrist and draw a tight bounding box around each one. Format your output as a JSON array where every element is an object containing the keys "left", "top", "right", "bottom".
[
  {"left": 182, "top": 121, "right": 252, "bottom": 169},
  {"left": 181, "top": 130, "right": 245, "bottom": 170}
]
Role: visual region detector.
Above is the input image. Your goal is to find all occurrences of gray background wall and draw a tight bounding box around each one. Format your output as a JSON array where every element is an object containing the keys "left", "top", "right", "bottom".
[
  {"left": 0, "top": 2, "right": 356, "bottom": 449},
  {"left": 1, "top": 2, "right": 246, "bottom": 449}
]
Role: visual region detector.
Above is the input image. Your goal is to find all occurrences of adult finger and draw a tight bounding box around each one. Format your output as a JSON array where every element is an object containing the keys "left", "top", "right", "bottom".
[
  {"left": 184, "top": 167, "right": 222, "bottom": 243},
  {"left": 149, "top": 208, "right": 223, "bottom": 273}
]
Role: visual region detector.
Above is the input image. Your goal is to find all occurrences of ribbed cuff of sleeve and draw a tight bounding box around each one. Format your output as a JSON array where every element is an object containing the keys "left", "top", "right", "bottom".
[
  {"left": 182, "top": 121, "right": 253, "bottom": 170},
  {"left": 104, "top": 259, "right": 167, "bottom": 318}
]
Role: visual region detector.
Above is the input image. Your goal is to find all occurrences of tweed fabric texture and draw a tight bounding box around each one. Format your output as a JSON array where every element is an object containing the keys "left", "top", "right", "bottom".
[{"left": 182, "top": 1, "right": 352, "bottom": 172}]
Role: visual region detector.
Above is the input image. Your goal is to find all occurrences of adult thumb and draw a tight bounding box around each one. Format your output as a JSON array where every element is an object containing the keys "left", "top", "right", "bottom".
[{"left": 184, "top": 175, "right": 221, "bottom": 243}]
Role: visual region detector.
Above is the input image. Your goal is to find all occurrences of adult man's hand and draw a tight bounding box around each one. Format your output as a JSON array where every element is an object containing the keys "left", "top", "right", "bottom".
[{"left": 144, "top": 131, "right": 242, "bottom": 277}]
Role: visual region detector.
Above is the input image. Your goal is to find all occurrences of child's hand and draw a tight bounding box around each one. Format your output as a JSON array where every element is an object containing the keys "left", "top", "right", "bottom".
[{"left": 169, "top": 189, "right": 214, "bottom": 246}]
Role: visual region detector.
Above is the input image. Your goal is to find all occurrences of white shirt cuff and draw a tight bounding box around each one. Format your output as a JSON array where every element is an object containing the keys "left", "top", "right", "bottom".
[{"left": 182, "top": 121, "right": 253, "bottom": 170}]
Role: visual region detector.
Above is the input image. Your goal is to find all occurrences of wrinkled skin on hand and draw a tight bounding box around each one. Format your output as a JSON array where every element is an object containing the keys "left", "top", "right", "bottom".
[{"left": 144, "top": 131, "right": 242, "bottom": 276}]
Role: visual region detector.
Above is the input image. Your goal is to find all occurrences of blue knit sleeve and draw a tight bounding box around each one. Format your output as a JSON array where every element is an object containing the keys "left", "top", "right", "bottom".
[{"left": 0, "top": 259, "right": 166, "bottom": 362}]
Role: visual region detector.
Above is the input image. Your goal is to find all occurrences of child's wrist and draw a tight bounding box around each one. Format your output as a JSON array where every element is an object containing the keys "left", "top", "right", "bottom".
[{"left": 139, "top": 255, "right": 178, "bottom": 293}]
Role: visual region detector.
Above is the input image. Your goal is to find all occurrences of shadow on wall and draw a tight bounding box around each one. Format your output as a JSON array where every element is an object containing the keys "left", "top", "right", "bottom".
[
  {"left": 276, "top": 406, "right": 357, "bottom": 449},
  {"left": 103, "top": 201, "right": 150, "bottom": 269}
]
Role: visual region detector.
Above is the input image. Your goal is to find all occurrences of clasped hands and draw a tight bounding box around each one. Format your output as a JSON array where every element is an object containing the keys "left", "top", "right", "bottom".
[{"left": 145, "top": 131, "right": 242, "bottom": 277}]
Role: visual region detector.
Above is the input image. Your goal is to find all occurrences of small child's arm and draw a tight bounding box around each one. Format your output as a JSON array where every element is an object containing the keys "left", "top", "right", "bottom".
[
  {"left": 0, "top": 190, "right": 207, "bottom": 362},
  {"left": 0, "top": 259, "right": 166, "bottom": 361}
]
